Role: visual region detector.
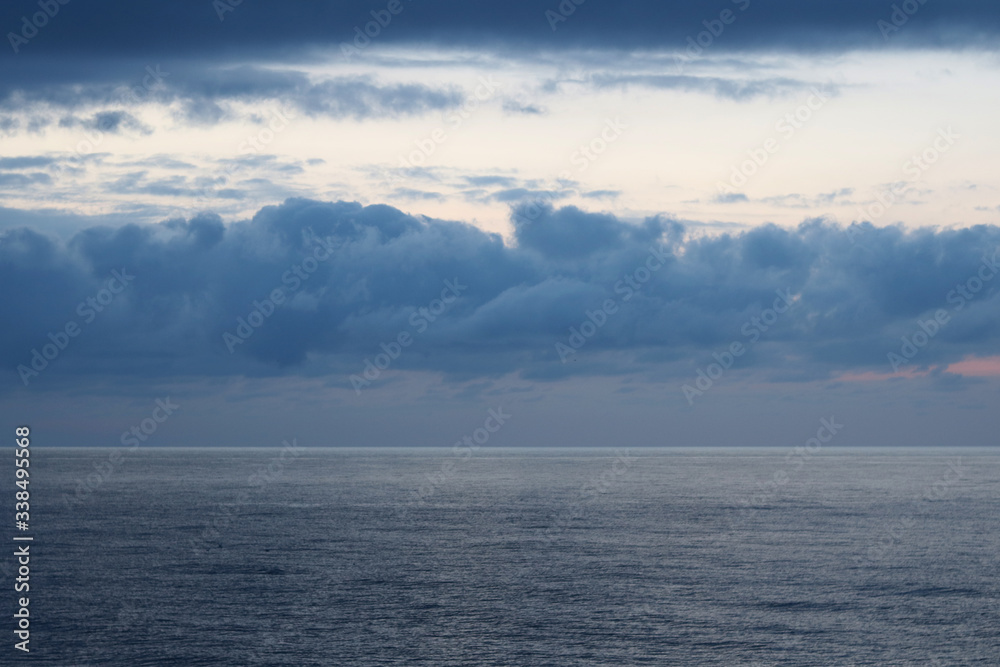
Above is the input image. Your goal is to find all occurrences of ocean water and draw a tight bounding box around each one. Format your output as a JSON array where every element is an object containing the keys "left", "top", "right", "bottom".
[{"left": 13, "top": 447, "right": 1000, "bottom": 666}]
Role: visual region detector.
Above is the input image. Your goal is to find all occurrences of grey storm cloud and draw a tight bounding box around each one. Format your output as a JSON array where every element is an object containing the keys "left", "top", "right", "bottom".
[
  {"left": 1, "top": 0, "right": 981, "bottom": 129},
  {"left": 1, "top": 0, "right": 997, "bottom": 58},
  {"left": 58, "top": 110, "right": 150, "bottom": 135},
  {"left": 0, "top": 61, "right": 465, "bottom": 127},
  {"left": 3, "top": 198, "right": 1000, "bottom": 393}
]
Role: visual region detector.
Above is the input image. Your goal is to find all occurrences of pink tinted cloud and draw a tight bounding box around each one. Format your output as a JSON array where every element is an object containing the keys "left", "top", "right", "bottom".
[
  {"left": 945, "top": 356, "right": 1000, "bottom": 377},
  {"left": 836, "top": 368, "right": 932, "bottom": 383},
  {"left": 835, "top": 356, "right": 1000, "bottom": 382}
]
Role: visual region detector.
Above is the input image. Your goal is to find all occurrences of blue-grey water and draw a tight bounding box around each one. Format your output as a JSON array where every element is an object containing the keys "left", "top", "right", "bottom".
[{"left": 13, "top": 447, "right": 1000, "bottom": 665}]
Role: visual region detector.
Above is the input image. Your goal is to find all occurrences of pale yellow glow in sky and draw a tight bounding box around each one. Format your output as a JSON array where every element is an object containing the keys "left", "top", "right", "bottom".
[{"left": 3, "top": 48, "right": 998, "bottom": 237}]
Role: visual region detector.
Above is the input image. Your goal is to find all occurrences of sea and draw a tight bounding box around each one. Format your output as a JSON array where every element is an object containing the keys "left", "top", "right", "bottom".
[{"left": 13, "top": 447, "right": 1000, "bottom": 666}]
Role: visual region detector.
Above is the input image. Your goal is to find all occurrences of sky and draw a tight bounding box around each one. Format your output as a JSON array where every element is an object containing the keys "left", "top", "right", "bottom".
[{"left": 1, "top": 0, "right": 999, "bottom": 446}]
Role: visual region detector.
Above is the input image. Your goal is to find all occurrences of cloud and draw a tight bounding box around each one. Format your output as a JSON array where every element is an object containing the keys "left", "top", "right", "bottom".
[
  {"left": 3, "top": 198, "right": 1000, "bottom": 394},
  {"left": 760, "top": 188, "right": 855, "bottom": 208},
  {"left": 713, "top": 192, "right": 749, "bottom": 204},
  {"left": 0, "top": 171, "right": 51, "bottom": 189},
  {"left": 582, "top": 190, "right": 621, "bottom": 200},
  {"left": 0, "top": 156, "right": 56, "bottom": 169},
  {"left": 464, "top": 175, "right": 518, "bottom": 187},
  {"left": 105, "top": 171, "right": 202, "bottom": 198},
  {"left": 589, "top": 74, "right": 820, "bottom": 101},
  {"left": 295, "top": 78, "right": 464, "bottom": 119},
  {"left": 488, "top": 188, "right": 571, "bottom": 203},
  {"left": 502, "top": 99, "right": 546, "bottom": 115},
  {"left": 0, "top": 62, "right": 466, "bottom": 131},
  {"left": 1, "top": 0, "right": 997, "bottom": 59},
  {"left": 391, "top": 187, "right": 445, "bottom": 201},
  {"left": 58, "top": 110, "right": 151, "bottom": 136},
  {"left": 0, "top": 205, "right": 140, "bottom": 239}
]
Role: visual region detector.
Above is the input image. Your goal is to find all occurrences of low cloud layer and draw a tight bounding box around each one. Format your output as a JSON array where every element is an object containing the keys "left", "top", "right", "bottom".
[{"left": 3, "top": 198, "right": 1000, "bottom": 394}]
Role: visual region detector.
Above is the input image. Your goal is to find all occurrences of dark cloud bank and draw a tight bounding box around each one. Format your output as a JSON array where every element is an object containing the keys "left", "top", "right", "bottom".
[
  {"left": 3, "top": 198, "right": 1000, "bottom": 393},
  {"left": 2, "top": 0, "right": 998, "bottom": 58},
  {"left": 3, "top": 0, "right": 995, "bottom": 132}
]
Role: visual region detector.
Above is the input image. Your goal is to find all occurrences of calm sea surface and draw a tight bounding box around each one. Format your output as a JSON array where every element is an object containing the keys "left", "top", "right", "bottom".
[{"left": 13, "top": 447, "right": 1000, "bottom": 666}]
